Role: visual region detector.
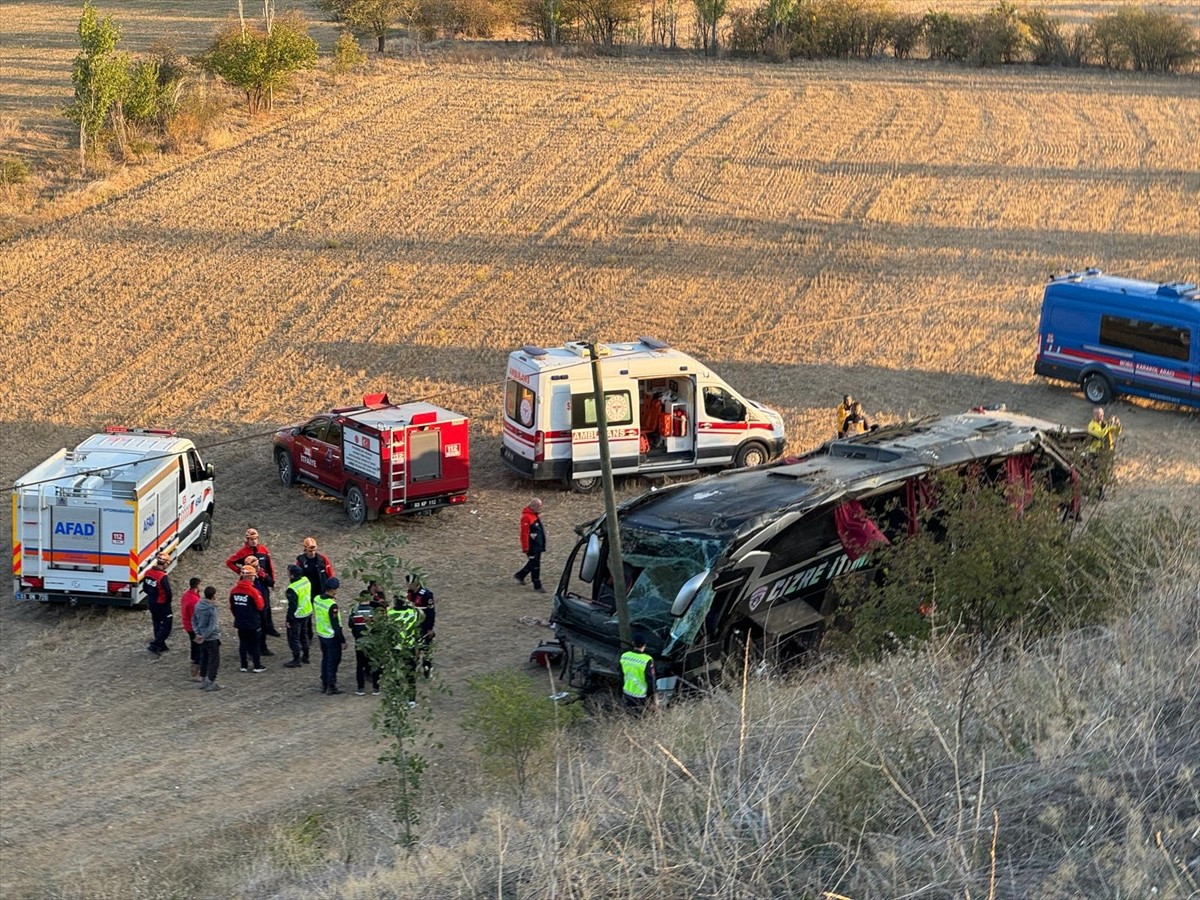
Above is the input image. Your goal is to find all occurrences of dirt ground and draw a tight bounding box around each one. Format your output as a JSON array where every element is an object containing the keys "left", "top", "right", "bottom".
[{"left": 1, "top": 55, "right": 1197, "bottom": 896}]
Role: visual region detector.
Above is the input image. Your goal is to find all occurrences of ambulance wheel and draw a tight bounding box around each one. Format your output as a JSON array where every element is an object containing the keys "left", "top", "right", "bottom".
[
  {"left": 344, "top": 486, "right": 368, "bottom": 527},
  {"left": 276, "top": 451, "right": 296, "bottom": 486},
  {"left": 195, "top": 513, "right": 213, "bottom": 551},
  {"left": 733, "top": 441, "right": 769, "bottom": 469},
  {"left": 1082, "top": 373, "right": 1113, "bottom": 404},
  {"left": 569, "top": 476, "right": 599, "bottom": 494}
]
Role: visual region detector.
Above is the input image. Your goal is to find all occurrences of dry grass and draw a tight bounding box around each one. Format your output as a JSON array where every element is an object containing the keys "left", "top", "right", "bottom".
[{"left": 0, "top": 29, "right": 1197, "bottom": 900}]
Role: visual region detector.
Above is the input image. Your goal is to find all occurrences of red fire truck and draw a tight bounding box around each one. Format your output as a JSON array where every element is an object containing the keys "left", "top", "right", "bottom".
[{"left": 273, "top": 394, "right": 470, "bottom": 525}]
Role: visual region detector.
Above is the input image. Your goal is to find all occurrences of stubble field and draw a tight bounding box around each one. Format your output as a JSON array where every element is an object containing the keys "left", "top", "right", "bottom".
[{"left": 1, "top": 38, "right": 1199, "bottom": 898}]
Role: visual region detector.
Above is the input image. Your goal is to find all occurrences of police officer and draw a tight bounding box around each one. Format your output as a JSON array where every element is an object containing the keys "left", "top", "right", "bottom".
[
  {"left": 350, "top": 588, "right": 386, "bottom": 695},
  {"left": 283, "top": 563, "right": 313, "bottom": 668},
  {"left": 144, "top": 552, "right": 174, "bottom": 655},
  {"left": 619, "top": 633, "right": 657, "bottom": 714},
  {"left": 406, "top": 573, "right": 436, "bottom": 678},
  {"left": 313, "top": 578, "right": 346, "bottom": 695},
  {"left": 388, "top": 595, "right": 425, "bottom": 706}
]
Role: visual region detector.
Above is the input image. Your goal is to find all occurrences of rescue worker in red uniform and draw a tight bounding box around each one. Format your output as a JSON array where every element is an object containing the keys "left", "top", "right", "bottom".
[
  {"left": 296, "top": 536, "right": 335, "bottom": 598},
  {"left": 514, "top": 499, "right": 547, "bottom": 593},
  {"left": 406, "top": 573, "right": 436, "bottom": 678},
  {"left": 225, "top": 527, "right": 280, "bottom": 643},
  {"left": 143, "top": 552, "right": 174, "bottom": 655},
  {"left": 229, "top": 565, "right": 266, "bottom": 673}
]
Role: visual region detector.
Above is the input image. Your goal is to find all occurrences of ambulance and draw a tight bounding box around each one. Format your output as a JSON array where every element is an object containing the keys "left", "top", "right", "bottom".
[
  {"left": 500, "top": 338, "right": 787, "bottom": 491},
  {"left": 12, "top": 427, "right": 216, "bottom": 606}
]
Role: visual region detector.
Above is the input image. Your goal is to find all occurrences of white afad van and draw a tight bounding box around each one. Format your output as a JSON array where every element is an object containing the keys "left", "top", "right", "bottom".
[
  {"left": 12, "top": 427, "right": 215, "bottom": 606},
  {"left": 500, "top": 338, "right": 787, "bottom": 491}
]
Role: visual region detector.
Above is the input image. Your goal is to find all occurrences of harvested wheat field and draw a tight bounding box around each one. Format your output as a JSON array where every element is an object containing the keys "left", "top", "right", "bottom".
[{"left": 1, "top": 55, "right": 1198, "bottom": 896}]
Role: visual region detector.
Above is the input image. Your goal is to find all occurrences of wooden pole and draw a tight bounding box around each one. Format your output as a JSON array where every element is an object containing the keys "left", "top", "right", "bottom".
[{"left": 587, "top": 342, "right": 632, "bottom": 650}]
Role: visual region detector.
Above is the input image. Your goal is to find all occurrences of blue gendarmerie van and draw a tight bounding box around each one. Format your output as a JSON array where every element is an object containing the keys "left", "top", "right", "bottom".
[{"left": 1034, "top": 269, "right": 1200, "bottom": 409}]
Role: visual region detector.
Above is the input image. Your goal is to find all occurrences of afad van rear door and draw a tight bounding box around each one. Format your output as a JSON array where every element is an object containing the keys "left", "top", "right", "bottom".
[
  {"left": 48, "top": 505, "right": 102, "bottom": 571},
  {"left": 570, "top": 387, "right": 639, "bottom": 482}
]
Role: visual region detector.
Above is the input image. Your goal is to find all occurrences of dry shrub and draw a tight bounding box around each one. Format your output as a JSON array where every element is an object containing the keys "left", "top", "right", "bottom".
[
  {"left": 188, "top": 508, "right": 1197, "bottom": 899},
  {"left": 163, "top": 82, "right": 230, "bottom": 152}
]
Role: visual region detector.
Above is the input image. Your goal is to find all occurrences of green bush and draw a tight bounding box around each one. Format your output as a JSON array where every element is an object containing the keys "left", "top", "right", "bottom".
[
  {"left": 0, "top": 155, "right": 31, "bottom": 187},
  {"left": 1021, "top": 6, "right": 1070, "bottom": 65},
  {"left": 200, "top": 12, "right": 318, "bottom": 113},
  {"left": 1093, "top": 5, "right": 1198, "bottom": 72},
  {"left": 829, "top": 471, "right": 1116, "bottom": 657},
  {"left": 922, "top": 10, "right": 973, "bottom": 61},
  {"left": 331, "top": 29, "right": 366, "bottom": 74},
  {"left": 886, "top": 11, "right": 922, "bottom": 58},
  {"left": 463, "top": 670, "right": 581, "bottom": 799}
]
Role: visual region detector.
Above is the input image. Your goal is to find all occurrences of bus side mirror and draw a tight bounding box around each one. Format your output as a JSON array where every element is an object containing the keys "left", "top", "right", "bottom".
[
  {"left": 671, "top": 569, "right": 709, "bottom": 617},
  {"left": 579, "top": 533, "right": 602, "bottom": 583}
]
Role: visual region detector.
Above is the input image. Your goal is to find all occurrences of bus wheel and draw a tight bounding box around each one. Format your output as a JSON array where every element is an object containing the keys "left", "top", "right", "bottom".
[
  {"left": 570, "top": 475, "right": 600, "bottom": 494},
  {"left": 1082, "top": 373, "right": 1113, "bottom": 404},
  {"left": 733, "top": 441, "right": 769, "bottom": 469}
]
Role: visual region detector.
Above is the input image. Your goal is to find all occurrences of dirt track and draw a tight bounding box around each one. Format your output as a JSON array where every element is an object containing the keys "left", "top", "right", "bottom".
[{"left": 1, "top": 57, "right": 1197, "bottom": 895}]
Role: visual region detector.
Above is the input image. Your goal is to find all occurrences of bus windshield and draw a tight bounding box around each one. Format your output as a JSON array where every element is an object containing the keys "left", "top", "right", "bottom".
[{"left": 619, "top": 528, "right": 727, "bottom": 642}]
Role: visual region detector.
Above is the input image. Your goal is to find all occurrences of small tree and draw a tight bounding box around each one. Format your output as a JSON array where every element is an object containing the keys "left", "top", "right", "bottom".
[
  {"left": 344, "top": 529, "right": 437, "bottom": 847},
  {"left": 331, "top": 29, "right": 367, "bottom": 75},
  {"left": 318, "top": 0, "right": 418, "bottom": 52},
  {"left": 694, "top": 0, "right": 728, "bottom": 54},
  {"left": 463, "top": 671, "right": 581, "bottom": 800},
  {"left": 66, "top": 1, "right": 129, "bottom": 174},
  {"left": 201, "top": 12, "right": 317, "bottom": 113}
]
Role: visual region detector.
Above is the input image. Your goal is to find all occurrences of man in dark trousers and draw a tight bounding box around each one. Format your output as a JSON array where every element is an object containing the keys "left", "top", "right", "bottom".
[
  {"left": 192, "top": 585, "right": 222, "bottom": 692},
  {"left": 514, "top": 498, "right": 547, "bottom": 593},
  {"left": 312, "top": 577, "right": 346, "bottom": 695},
  {"left": 406, "top": 573, "right": 436, "bottom": 678},
  {"left": 349, "top": 587, "right": 386, "bottom": 695},
  {"left": 229, "top": 565, "right": 266, "bottom": 673},
  {"left": 143, "top": 552, "right": 174, "bottom": 655},
  {"left": 620, "top": 633, "right": 657, "bottom": 714},
  {"left": 283, "top": 563, "right": 313, "bottom": 668},
  {"left": 296, "top": 536, "right": 335, "bottom": 598},
  {"left": 387, "top": 594, "right": 425, "bottom": 707},
  {"left": 226, "top": 527, "right": 280, "bottom": 641}
]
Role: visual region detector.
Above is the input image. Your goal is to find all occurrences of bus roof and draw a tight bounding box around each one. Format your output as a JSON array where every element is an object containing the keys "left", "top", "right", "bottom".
[{"left": 619, "top": 411, "right": 1078, "bottom": 538}]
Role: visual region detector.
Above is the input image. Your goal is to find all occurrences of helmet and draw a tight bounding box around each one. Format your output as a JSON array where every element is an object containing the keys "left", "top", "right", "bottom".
[
  {"left": 302, "top": 537, "right": 318, "bottom": 551},
  {"left": 244, "top": 555, "right": 259, "bottom": 568},
  {"left": 155, "top": 552, "right": 170, "bottom": 565},
  {"left": 245, "top": 528, "right": 259, "bottom": 541},
  {"left": 240, "top": 565, "right": 255, "bottom": 577},
  {"left": 326, "top": 577, "right": 340, "bottom": 591}
]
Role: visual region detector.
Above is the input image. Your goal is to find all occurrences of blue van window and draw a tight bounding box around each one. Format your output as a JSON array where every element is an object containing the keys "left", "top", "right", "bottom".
[
  {"left": 1099, "top": 315, "right": 1190, "bottom": 362},
  {"left": 1048, "top": 305, "right": 1090, "bottom": 335}
]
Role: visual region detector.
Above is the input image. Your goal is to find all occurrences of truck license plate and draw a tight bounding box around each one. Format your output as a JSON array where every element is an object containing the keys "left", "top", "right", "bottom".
[
  {"left": 409, "top": 498, "right": 445, "bottom": 510},
  {"left": 15, "top": 592, "right": 50, "bottom": 602}
]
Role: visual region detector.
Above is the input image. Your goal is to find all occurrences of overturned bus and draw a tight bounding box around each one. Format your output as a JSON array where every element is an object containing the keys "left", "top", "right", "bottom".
[{"left": 546, "top": 409, "right": 1092, "bottom": 697}]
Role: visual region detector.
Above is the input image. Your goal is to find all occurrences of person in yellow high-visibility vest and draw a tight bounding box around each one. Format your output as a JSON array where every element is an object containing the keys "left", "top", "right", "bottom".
[
  {"left": 1087, "top": 406, "right": 1122, "bottom": 451},
  {"left": 283, "top": 564, "right": 313, "bottom": 668},
  {"left": 387, "top": 598, "right": 425, "bottom": 707},
  {"left": 619, "top": 633, "right": 657, "bottom": 714},
  {"left": 312, "top": 578, "right": 346, "bottom": 695}
]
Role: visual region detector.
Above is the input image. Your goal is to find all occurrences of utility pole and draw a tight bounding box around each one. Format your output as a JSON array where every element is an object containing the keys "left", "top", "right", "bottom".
[{"left": 586, "top": 342, "right": 633, "bottom": 650}]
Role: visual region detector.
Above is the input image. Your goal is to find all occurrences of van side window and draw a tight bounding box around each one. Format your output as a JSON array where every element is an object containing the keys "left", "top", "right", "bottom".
[
  {"left": 571, "top": 391, "right": 633, "bottom": 429},
  {"left": 1100, "top": 315, "right": 1190, "bottom": 362},
  {"left": 325, "top": 422, "right": 343, "bottom": 447},
  {"left": 187, "top": 449, "right": 206, "bottom": 482},
  {"left": 505, "top": 380, "right": 537, "bottom": 428},
  {"left": 703, "top": 386, "right": 745, "bottom": 422}
]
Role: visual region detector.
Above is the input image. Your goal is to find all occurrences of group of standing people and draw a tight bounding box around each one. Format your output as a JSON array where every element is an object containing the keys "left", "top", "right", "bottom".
[{"left": 144, "top": 531, "right": 435, "bottom": 698}]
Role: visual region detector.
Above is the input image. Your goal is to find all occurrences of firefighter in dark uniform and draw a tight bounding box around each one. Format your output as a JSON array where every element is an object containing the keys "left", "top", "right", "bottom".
[
  {"left": 144, "top": 552, "right": 174, "bottom": 655},
  {"left": 296, "top": 537, "right": 335, "bottom": 597},
  {"left": 283, "top": 564, "right": 313, "bottom": 668},
  {"left": 406, "top": 573, "right": 436, "bottom": 677}
]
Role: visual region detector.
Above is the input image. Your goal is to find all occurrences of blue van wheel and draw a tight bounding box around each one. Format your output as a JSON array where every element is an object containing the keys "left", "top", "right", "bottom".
[{"left": 1083, "top": 373, "right": 1113, "bottom": 404}]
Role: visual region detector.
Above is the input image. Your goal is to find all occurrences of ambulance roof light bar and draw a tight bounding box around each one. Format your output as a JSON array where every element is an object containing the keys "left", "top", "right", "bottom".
[
  {"left": 521, "top": 344, "right": 549, "bottom": 358},
  {"left": 638, "top": 336, "right": 671, "bottom": 351}
]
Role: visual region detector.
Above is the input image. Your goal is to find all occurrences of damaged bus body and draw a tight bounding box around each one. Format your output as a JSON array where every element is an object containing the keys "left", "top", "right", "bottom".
[{"left": 547, "top": 410, "right": 1090, "bottom": 698}]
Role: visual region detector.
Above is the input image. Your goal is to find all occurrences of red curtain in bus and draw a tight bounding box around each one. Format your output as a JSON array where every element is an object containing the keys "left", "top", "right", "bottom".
[
  {"left": 1004, "top": 453, "right": 1035, "bottom": 515},
  {"left": 904, "top": 476, "right": 938, "bottom": 534},
  {"left": 834, "top": 500, "right": 891, "bottom": 561}
]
